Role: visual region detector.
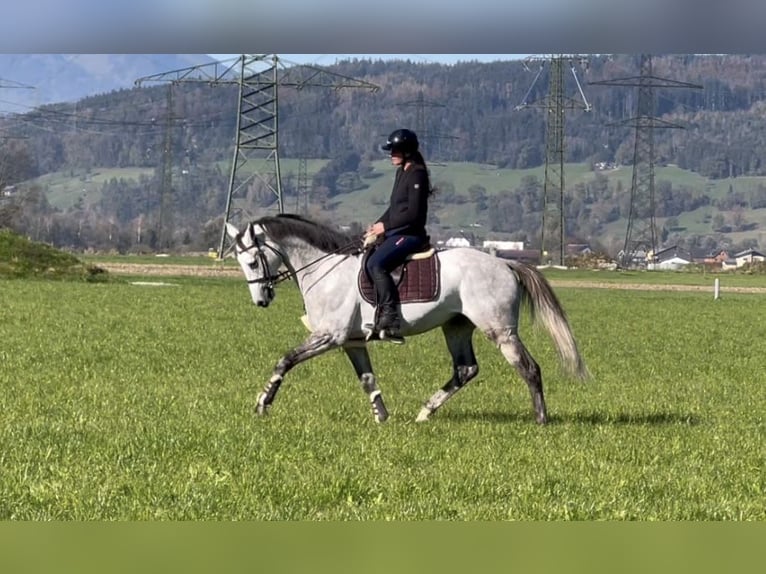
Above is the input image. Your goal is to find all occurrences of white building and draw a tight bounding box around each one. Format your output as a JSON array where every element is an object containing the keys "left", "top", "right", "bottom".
[
  {"left": 483, "top": 240, "right": 524, "bottom": 251},
  {"left": 734, "top": 248, "right": 766, "bottom": 268},
  {"left": 444, "top": 237, "right": 471, "bottom": 248}
]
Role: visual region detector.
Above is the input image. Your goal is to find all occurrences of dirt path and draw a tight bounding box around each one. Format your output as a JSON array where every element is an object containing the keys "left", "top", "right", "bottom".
[
  {"left": 100, "top": 263, "right": 766, "bottom": 294},
  {"left": 548, "top": 280, "right": 766, "bottom": 294},
  {"left": 100, "top": 263, "right": 241, "bottom": 278}
]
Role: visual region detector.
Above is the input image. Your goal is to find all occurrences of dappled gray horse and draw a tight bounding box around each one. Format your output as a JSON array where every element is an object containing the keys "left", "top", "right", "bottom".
[{"left": 226, "top": 214, "right": 588, "bottom": 424}]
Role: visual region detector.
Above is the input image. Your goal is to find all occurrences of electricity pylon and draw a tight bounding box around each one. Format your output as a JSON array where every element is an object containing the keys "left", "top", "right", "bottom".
[
  {"left": 135, "top": 54, "right": 380, "bottom": 258},
  {"left": 0, "top": 77, "right": 35, "bottom": 113},
  {"left": 296, "top": 156, "right": 309, "bottom": 214},
  {"left": 0, "top": 77, "right": 34, "bottom": 136},
  {"left": 0, "top": 78, "right": 35, "bottom": 190},
  {"left": 590, "top": 54, "right": 702, "bottom": 268},
  {"left": 400, "top": 90, "right": 457, "bottom": 161},
  {"left": 516, "top": 55, "right": 591, "bottom": 266},
  {"left": 156, "top": 84, "right": 182, "bottom": 250}
]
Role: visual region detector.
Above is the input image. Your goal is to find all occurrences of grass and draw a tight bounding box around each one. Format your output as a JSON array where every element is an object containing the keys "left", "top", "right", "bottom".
[
  {"left": 0, "top": 273, "right": 764, "bottom": 520},
  {"left": 33, "top": 167, "right": 155, "bottom": 210},
  {"left": 0, "top": 229, "right": 110, "bottom": 282}
]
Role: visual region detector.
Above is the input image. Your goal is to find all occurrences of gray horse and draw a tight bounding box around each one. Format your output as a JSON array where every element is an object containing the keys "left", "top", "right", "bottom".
[{"left": 226, "top": 214, "right": 588, "bottom": 424}]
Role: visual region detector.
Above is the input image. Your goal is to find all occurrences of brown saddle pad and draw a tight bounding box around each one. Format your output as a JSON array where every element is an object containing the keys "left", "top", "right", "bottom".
[{"left": 358, "top": 251, "right": 441, "bottom": 305}]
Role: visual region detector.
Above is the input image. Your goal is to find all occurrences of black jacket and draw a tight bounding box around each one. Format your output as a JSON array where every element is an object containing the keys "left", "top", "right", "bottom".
[{"left": 377, "top": 164, "right": 429, "bottom": 238}]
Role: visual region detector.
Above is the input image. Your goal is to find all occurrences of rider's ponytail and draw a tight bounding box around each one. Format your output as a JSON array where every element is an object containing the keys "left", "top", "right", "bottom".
[{"left": 409, "top": 150, "right": 435, "bottom": 196}]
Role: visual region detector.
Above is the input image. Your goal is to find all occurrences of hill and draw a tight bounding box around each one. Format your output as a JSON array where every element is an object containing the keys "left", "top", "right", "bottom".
[
  {"left": 0, "top": 54, "right": 216, "bottom": 114},
  {"left": 8, "top": 159, "right": 766, "bottom": 256},
  {"left": 0, "top": 228, "right": 108, "bottom": 280},
  {"left": 3, "top": 53, "right": 766, "bottom": 256}
]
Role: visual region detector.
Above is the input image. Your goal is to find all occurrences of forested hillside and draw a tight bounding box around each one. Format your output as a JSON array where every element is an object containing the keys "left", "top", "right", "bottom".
[{"left": 2, "top": 53, "right": 766, "bottom": 255}]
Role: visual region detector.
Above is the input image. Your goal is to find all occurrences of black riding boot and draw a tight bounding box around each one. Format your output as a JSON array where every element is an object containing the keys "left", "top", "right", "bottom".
[{"left": 371, "top": 269, "right": 405, "bottom": 344}]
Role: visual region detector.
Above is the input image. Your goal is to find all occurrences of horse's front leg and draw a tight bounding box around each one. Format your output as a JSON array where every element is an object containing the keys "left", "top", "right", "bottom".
[{"left": 256, "top": 332, "right": 337, "bottom": 416}]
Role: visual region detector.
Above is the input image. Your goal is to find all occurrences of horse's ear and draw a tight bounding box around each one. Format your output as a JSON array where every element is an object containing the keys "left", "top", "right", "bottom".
[{"left": 225, "top": 222, "right": 240, "bottom": 239}]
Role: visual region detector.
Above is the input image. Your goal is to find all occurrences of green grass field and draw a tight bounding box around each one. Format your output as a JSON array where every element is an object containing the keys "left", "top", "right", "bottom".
[
  {"left": 1, "top": 274, "right": 764, "bottom": 520},
  {"left": 34, "top": 167, "right": 156, "bottom": 210}
]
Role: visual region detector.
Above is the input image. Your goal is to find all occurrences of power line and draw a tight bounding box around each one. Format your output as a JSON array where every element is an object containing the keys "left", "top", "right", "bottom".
[
  {"left": 590, "top": 54, "right": 702, "bottom": 268},
  {"left": 135, "top": 53, "right": 381, "bottom": 259},
  {"left": 398, "top": 90, "right": 457, "bottom": 161},
  {"left": 515, "top": 54, "right": 591, "bottom": 266}
]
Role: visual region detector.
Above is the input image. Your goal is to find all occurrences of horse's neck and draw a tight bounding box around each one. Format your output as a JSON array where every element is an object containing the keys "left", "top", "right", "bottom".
[
  {"left": 279, "top": 238, "right": 357, "bottom": 293},
  {"left": 279, "top": 239, "right": 328, "bottom": 271}
]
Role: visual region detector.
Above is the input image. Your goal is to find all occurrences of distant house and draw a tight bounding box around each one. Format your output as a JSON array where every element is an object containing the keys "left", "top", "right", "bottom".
[
  {"left": 444, "top": 237, "right": 471, "bottom": 248},
  {"left": 650, "top": 245, "right": 692, "bottom": 270},
  {"left": 721, "top": 258, "right": 739, "bottom": 271},
  {"left": 699, "top": 249, "right": 730, "bottom": 267},
  {"left": 717, "top": 248, "right": 765, "bottom": 270},
  {"left": 483, "top": 240, "right": 524, "bottom": 251},
  {"left": 617, "top": 248, "right": 648, "bottom": 267},
  {"left": 734, "top": 248, "right": 766, "bottom": 268},
  {"left": 566, "top": 243, "right": 592, "bottom": 257}
]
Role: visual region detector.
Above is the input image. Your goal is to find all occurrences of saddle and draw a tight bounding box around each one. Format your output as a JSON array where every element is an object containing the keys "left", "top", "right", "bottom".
[{"left": 358, "top": 246, "right": 441, "bottom": 305}]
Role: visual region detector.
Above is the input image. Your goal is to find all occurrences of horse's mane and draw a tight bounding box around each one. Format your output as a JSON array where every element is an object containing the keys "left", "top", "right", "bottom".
[{"left": 254, "top": 213, "right": 359, "bottom": 254}]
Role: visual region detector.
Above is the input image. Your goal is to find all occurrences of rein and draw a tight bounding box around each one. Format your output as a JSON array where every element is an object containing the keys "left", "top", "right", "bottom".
[{"left": 235, "top": 222, "right": 362, "bottom": 289}]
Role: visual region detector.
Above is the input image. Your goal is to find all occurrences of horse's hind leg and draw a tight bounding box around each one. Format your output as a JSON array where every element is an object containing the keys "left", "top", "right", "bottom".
[
  {"left": 416, "top": 316, "right": 479, "bottom": 422},
  {"left": 489, "top": 329, "right": 547, "bottom": 424},
  {"left": 344, "top": 344, "right": 389, "bottom": 423}
]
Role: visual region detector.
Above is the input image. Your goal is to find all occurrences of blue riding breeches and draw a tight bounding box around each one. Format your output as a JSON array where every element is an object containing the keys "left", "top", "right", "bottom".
[{"left": 365, "top": 234, "right": 426, "bottom": 276}]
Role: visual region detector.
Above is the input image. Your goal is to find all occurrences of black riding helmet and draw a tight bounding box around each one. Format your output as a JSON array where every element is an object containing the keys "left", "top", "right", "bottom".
[{"left": 381, "top": 128, "right": 419, "bottom": 156}]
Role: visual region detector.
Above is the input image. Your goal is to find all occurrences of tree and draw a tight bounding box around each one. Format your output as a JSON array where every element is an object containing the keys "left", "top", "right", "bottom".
[
  {"left": 0, "top": 141, "right": 36, "bottom": 188},
  {"left": 468, "top": 184, "right": 488, "bottom": 212},
  {"left": 0, "top": 201, "right": 21, "bottom": 230},
  {"left": 712, "top": 213, "right": 725, "bottom": 231},
  {"left": 731, "top": 207, "right": 747, "bottom": 231}
]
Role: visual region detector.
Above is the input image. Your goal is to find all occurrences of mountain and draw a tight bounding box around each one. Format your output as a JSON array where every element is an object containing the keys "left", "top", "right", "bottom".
[
  {"left": 0, "top": 54, "right": 216, "bottom": 114},
  {"left": 4, "top": 54, "right": 766, "bottom": 256}
]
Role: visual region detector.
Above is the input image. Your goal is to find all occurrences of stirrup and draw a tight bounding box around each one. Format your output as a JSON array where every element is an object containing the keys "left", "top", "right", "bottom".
[
  {"left": 363, "top": 323, "right": 405, "bottom": 344},
  {"left": 379, "top": 327, "right": 405, "bottom": 344}
]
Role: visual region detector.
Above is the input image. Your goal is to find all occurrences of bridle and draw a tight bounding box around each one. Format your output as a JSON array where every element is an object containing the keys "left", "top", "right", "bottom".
[
  {"left": 233, "top": 223, "right": 290, "bottom": 298},
  {"left": 233, "top": 221, "right": 362, "bottom": 293}
]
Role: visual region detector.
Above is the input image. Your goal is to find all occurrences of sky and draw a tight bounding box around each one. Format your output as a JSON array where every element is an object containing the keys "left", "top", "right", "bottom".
[
  {"left": 1, "top": 2, "right": 763, "bottom": 54},
  {"left": 208, "top": 54, "right": 531, "bottom": 67}
]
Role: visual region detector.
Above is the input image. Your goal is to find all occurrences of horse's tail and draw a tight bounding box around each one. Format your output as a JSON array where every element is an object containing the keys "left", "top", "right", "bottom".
[{"left": 506, "top": 261, "right": 590, "bottom": 380}]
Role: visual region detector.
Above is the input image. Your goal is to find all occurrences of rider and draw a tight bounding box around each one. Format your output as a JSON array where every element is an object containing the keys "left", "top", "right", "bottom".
[{"left": 365, "top": 128, "right": 432, "bottom": 343}]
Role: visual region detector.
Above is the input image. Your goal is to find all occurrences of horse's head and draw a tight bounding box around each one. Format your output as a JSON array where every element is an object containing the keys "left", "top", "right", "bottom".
[{"left": 226, "top": 221, "right": 284, "bottom": 308}]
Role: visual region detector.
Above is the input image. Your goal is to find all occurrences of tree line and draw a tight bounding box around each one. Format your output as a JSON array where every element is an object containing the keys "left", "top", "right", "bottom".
[
  {"left": 5, "top": 55, "right": 766, "bottom": 179},
  {"left": 3, "top": 54, "right": 766, "bottom": 254}
]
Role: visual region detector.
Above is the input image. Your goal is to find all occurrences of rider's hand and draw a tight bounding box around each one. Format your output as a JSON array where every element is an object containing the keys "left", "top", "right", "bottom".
[{"left": 366, "top": 222, "right": 385, "bottom": 237}]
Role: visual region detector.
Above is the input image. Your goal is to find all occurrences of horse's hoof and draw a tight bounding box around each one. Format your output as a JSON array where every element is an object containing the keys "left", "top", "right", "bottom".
[
  {"left": 370, "top": 391, "right": 389, "bottom": 423},
  {"left": 415, "top": 408, "right": 431, "bottom": 422},
  {"left": 255, "top": 393, "right": 269, "bottom": 416}
]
